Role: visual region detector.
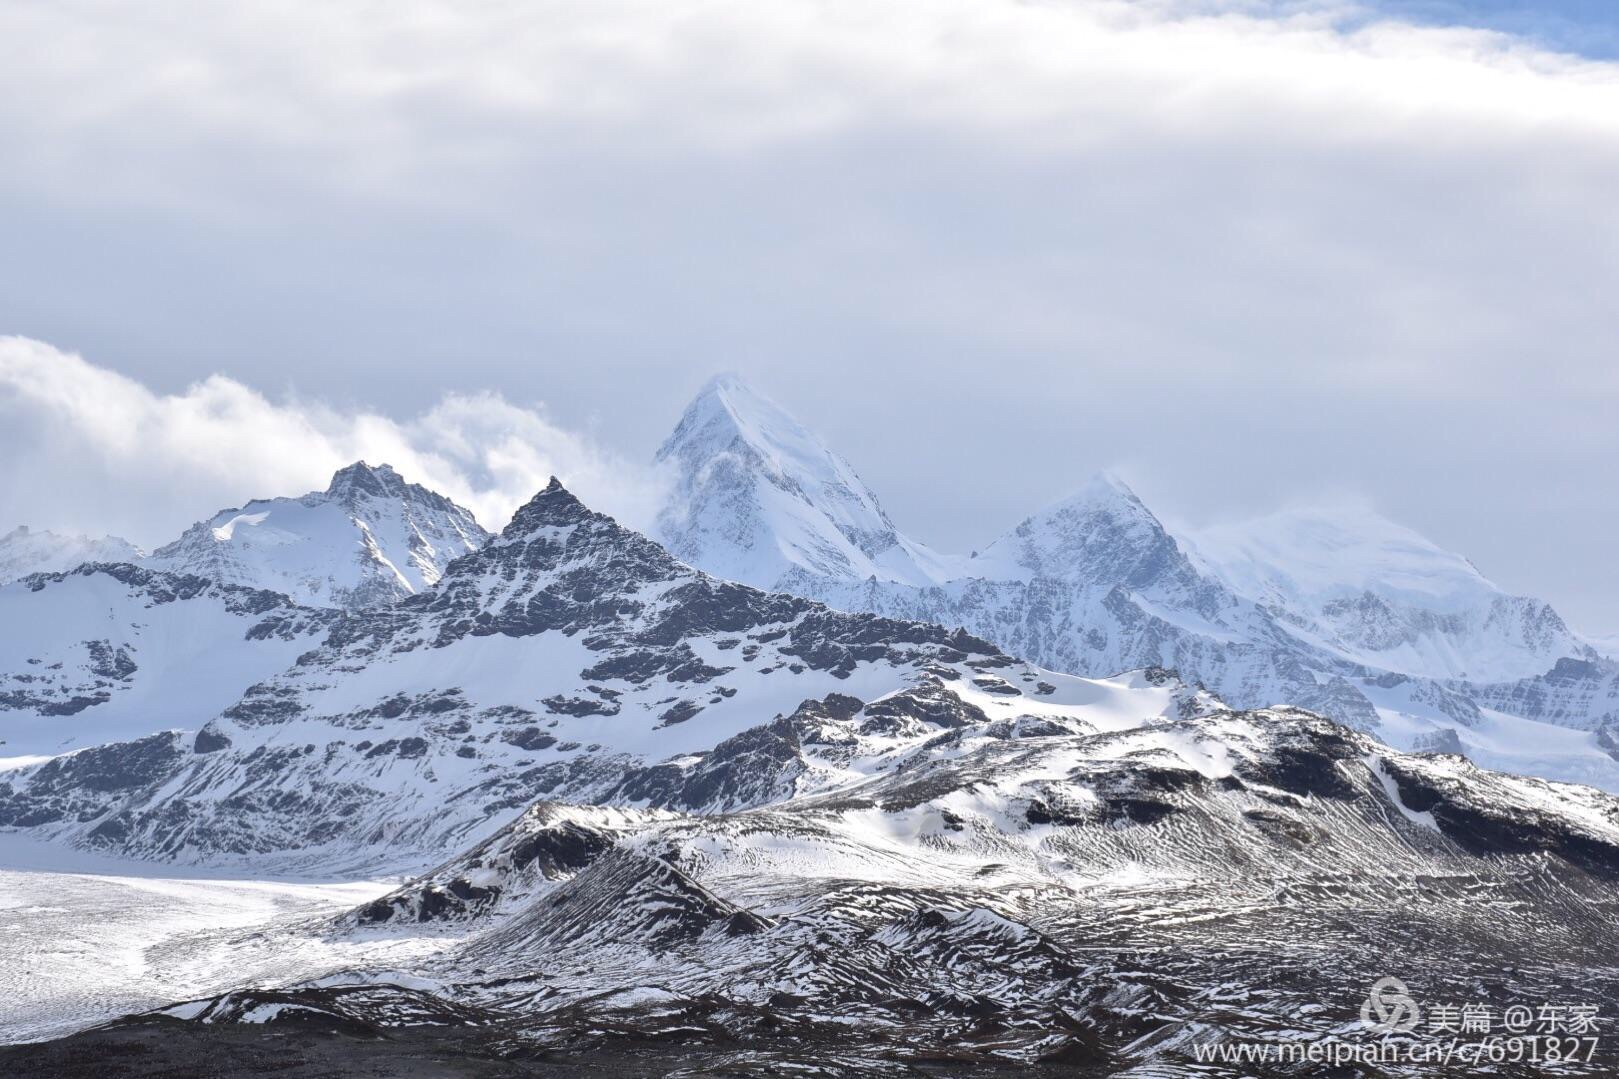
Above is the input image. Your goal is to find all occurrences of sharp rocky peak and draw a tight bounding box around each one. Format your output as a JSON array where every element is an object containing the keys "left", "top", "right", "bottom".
[
  {"left": 446, "top": 475, "right": 683, "bottom": 594},
  {"left": 501, "top": 476, "right": 596, "bottom": 536},
  {"left": 488, "top": 473, "right": 634, "bottom": 550},
  {"left": 325, "top": 460, "right": 407, "bottom": 499}
]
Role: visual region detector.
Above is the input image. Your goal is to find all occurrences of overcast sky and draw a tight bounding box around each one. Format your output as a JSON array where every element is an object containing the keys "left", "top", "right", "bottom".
[{"left": 1, "top": 0, "right": 1616, "bottom": 633}]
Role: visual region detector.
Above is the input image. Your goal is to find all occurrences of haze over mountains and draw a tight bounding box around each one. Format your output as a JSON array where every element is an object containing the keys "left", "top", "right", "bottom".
[{"left": 0, "top": 526, "right": 144, "bottom": 586}]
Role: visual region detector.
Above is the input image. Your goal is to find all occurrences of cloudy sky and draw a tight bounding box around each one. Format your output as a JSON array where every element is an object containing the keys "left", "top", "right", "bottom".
[{"left": 2, "top": 0, "right": 1616, "bottom": 632}]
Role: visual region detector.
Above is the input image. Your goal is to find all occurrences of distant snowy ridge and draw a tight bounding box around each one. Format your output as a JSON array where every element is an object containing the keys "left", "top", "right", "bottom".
[
  {"left": 1186, "top": 504, "right": 1591, "bottom": 683},
  {"left": 651, "top": 375, "right": 1619, "bottom": 791},
  {"left": 0, "top": 525, "right": 143, "bottom": 585},
  {"left": 144, "top": 461, "right": 491, "bottom": 610}
]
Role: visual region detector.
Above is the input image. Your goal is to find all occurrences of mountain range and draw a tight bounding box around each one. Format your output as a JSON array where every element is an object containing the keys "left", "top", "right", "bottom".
[
  {"left": 3, "top": 375, "right": 1615, "bottom": 792},
  {"left": 652, "top": 375, "right": 1619, "bottom": 790},
  {"left": 6, "top": 401, "right": 1619, "bottom": 1071},
  {"left": 1, "top": 478, "right": 1079, "bottom": 866}
]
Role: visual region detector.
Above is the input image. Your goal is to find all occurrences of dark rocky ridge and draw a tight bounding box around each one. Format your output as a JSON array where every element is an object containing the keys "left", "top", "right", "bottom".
[{"left": 0, "top": 479, "right": 1016, "bottom": 863}]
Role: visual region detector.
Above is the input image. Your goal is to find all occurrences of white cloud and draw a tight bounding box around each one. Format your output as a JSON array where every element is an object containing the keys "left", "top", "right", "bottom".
[
  {"left": 0, "top": 336, "right": 662, "bottom": 543},
  {"left": 3, "top": 0, "right": 1618, "bottom": 209},
  {"left": 1, "top": 0, "right": 1617, "bottom": 627}
]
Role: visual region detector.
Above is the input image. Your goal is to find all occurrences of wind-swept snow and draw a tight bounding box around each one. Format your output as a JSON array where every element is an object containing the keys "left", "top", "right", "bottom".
[
  {"left": 0, "top": 526, "right": 143, "bottom": 585},
  {"left": 1187, "top": 504, "right": 1586, "bottom": 682}
]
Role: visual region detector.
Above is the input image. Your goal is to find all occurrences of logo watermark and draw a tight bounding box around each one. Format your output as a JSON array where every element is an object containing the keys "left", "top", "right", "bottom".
[
  {"left": 1360, "top": 976, "right": 1421, "bottom": 1034},
  {"left": 1192, "top": 976, "right": 1604, "bottom": 1069}
]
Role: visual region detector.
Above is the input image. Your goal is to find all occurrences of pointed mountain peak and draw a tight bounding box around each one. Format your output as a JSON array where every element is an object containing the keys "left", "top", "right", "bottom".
[
  {"left": 504, "top": 477, "right": 595, "bottom": 536},
  {"left": 657, "top": 372, "right": 811, "bottom": 470},
  {"left": 1061, "top": 470, "right": 1147, "bottom": 512},
  {"left": 450, "top": 475, "right": 688, "bottom": 595},
  {"left": 976, "top": 471, "right": 1188, "bottom": 586},
  {"left": 1011, "top": 471, "right": 1162, "bottom": 537},
  {"left": 696, "top": 370, "right": 753, "bottom": 398},
  {"left": 652, "top": 375, "right": 947, "bottom": 589}
]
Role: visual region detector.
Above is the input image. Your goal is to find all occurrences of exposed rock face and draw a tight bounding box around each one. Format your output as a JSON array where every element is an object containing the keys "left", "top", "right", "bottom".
[
  {"left": 1460, "top": 656, "right": 1619, "bottom": 730},
  {"left": 143, "top": 461, "right": 490, "bottom": 610},
  {"left": 351, "top": 802, "right": 629, "bottom": 925}
]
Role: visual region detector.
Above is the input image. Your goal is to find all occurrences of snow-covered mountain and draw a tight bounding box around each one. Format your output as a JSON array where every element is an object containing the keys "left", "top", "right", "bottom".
[
  {"left": 651, "top": 376, "right": 1619, "bottom": 791},
  {"left": 143, "top": 461, "right": 490, "bottom": 610},
  {"left": 0, "top": 564, "right": 336, "bottom": 758},
  {"left": 653, "top": 374, "right": 959, "bottom": 591},
  {"left": 1, "top": 479, "right": 1160, "bottom": 865},
  {"left": 10, "top": 470, "right": 1619, "bottom": 1072},
  {"left": 0, "top": 525, "right": 143, "bottom": 584}
]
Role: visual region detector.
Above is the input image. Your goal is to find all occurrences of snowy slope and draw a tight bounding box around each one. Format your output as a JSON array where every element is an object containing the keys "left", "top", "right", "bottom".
[
  {"left": 0, "top": 526, "right": 143, "bottom": 585},
  {"left": 0, "top": 564, "right": 337, "bottom": 760},
  {"left": 144, "top": 462, "right": 490, "bottom": 610},
  {"left": 8, "top": 465, "right": 1619, "bottom": 1069}
]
